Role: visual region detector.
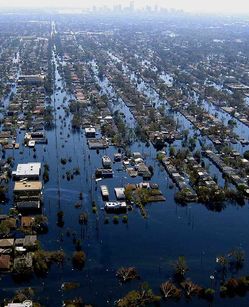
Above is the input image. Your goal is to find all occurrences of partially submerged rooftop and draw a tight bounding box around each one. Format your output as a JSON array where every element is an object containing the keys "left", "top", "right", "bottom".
[
  {"left": 14, "top": 181, "right": 42, "bottom": 192},
  {"left": 12, "top": 162, "right": 41, "bottom": 179}
]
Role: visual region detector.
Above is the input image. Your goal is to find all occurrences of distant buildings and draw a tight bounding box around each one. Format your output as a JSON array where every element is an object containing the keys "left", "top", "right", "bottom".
[{"left": 18, "top": 74, "right": 44, "bottom": 86}]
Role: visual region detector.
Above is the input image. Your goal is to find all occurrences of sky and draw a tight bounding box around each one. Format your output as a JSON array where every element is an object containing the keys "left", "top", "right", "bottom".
[{"left": 0, "top": 0, "right": 249, "bottom": 14}]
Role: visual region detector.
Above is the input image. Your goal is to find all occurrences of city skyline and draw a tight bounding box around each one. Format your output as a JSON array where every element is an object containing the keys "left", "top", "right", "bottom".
[{"left": 1, "top": 0, "right": 249, "bottom": 14}]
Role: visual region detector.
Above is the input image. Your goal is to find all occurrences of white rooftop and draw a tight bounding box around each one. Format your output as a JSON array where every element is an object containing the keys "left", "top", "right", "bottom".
[
  {"left": 114, "top": 187, "right": 125, "bottom": 199},
  {"left": 85, "top": 127, "right": 96, "bottom": 133},
  {"left": 5, "top": 301, "right": 32, "bottom": 307},
  {"left": 12, "top": 163, "right": 41, "bottom": 178},
  {"left": 104, "top": 116, "right": 113, "bottom": 120}
]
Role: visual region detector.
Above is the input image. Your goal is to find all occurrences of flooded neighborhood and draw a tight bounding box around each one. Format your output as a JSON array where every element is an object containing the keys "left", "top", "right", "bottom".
[{"left": 1, "top": 5, "right": 249, "bottom": 307}]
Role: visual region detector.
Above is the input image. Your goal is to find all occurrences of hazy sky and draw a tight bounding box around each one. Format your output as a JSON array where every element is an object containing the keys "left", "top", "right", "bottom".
[{"left": 0, "top": 0, "right": 249, "bottom": 14}]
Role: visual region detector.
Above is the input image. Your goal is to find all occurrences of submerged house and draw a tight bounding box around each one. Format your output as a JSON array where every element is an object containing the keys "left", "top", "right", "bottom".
[
  {"left": 12, "top": 163, "right": 41, "bottom": 180},
  {"left": 14, "top": 181, "right": 43, "bottom": 210},
  {"left": 105, "top": 201, "right": 127, "bottom": 212},
  {"left": 114, "top": 187, "right": 126, "bottom": 200},
  {"left": 136, "top": 163, "right": 151, "bottom": 179},
  {"left": 0, "top": 255, "right": 11, "bottom": 271},
  {"left": 95, "top": 168, "right": 113, "bottom": 178},
  {"left": 13, "top": 252, "right": 33, "bottom": 274},
  {"left": 85, "top": 127, "right": 96, "bottom": 138},
  {"left": 5, "top": 301, "right": 33, "bottom": 307},
  {"left": 24, "top": 131, "right": 47, "bottom": 144},
  {"left": 0, "top": 239, "right": 14, "bottom": 254},
  {"left": 100, "top": 185, "right": 109, "bottom": 200},
  {"left": 102, "top": 155, "right": 112, "bottom": 168},
  {"left": 18, "top": 74, "right": 44, "bottom": 85}
]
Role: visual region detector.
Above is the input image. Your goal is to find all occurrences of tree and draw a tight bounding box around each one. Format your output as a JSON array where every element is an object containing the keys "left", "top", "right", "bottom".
[
  {"left": 203, "top": 288, "right": 215, "bottom": 300},
  {"left": 43, "top": 168, "right": 49, "bottom": 183},
  {"left": 244, "top": 150, "right": 249, "bottom": 160},
  {"left": 0, "top": 220, "right": 11, "bottom": 237},
  {"left": 116, "top": 267, "right": 139, "bottom": 283},
  {"left": 216, "top": 255, "right": 228, "bottom": 280},
  {"left": 229, "top": 248, "right": 245, "bottom": 269},
  {"left": 224, "top": 278, "right": 239, "bottom": 295},
  {"left": 116, "top": 283, "right": 160, "bottom": 307},
  {"left": 173, "top": 256, "right": 188, "bottom": 279},
  {"left": 228, "top": 119, "right": 236, "bottom": 127},
  {"left": 44, "top": 106, "right": 54, "bottom": 128},
  {"left": 72, "top": 251, "right": 86, "bottom": 269},
  {"left": 0, "top": 186, "right": 7, "bottom": 202},
  {"left": 160, "top": 281, "right": 181, "bottom": 299},
  {"left": 148, "top": 165, "right": 154, "bottom": 176},
  {"left": 217, "top": 255, "right": 228, "bottom": 268},
  {"left": 33, "top": 250, "right": 64, "bottom": 275},
  {"left": 181, "top": 279, "right": 202, "bottom": 297},
  {"left": 169, "top": 146, "right": 176, "bottom": 157},
  {"left": 13, "top": 288, "right": 35, "bottom": 303},
  {"left": 57, "top": 210, "right": 64, "bottom": 227}
]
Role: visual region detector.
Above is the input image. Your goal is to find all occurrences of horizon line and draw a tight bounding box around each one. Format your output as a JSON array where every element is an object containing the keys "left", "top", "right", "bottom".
[{"left": 0, "top": 7, "right": 249, "bottom": 17}]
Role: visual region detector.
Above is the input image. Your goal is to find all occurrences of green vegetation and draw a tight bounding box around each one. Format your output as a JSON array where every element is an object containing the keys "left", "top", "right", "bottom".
[
  {"left": 113, "top": 216, "right": 119, "bottom": 224},
  {"left": 104, "top": 217, "right": 109, "bottom": 224},
  {"left": 57, "top": 210, "right": 64, "bottom": 227},
  {"left": 173, "top": 256, "right": 189, "bottom": 279},
  {"left": 122, "top": 215, "right": 128, "bottom": 223},
  {"left": 10, "top": 288, "right": 38, "bottom": 305},
  {"left": 61, "top": 282, "right": 80, "bottom": 291},
  {"left": 44, "top": 106, "right": 54, "bottom": 128},
  {"left": 116, "top": 283, "right": 160, "bottom": 307},
  {"left": 0, "top": 220, "right": 11, "bottom": 237},
  {"left": 160, "top": 281, "right": 181, "bottom": 299},
  {"left": 61, "top": 158, "right": 67, "bottom": 165},
  {"left": 72, "top": 251, "right": 86, "bottom": 269},
  {"left": 180, "top": 279, "right": 202, "bottom": 297},
  {"left": 33, "top": 250, "right": 65, "bottom": 274},
  {"left": 116, "top": 267, "right": 139, "bottom": 283},
  {"left": 92, "top": 201, "right": 97, "bottom": 214},
  {"left": 220, "top": 276, "right": 249, "bottom": 297},
  {"left": 43, "top": 163, "right": 50, "bottom": 183}
]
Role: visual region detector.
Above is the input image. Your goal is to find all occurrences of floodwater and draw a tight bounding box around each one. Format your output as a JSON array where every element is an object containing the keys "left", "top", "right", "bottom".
[{"left": 1, "top": 35, "right": 249, "bottom": 307}]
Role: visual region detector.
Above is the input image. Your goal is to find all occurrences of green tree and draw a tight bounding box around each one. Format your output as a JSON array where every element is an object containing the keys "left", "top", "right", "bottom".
[{"left": 173, "top": 256, "right": 188, "bottom": 278}]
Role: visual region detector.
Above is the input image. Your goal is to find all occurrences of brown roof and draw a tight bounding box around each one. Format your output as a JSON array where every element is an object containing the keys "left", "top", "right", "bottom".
[
  {"left": 14, "top": 181, "right": 42, "bottom": 192},
  {"left": 0, "top": 255, "right": 11, "bottom": 270},
  {"left": 0, "top": 239, "right": 14, "bottom": 248},
  {"left": 21, "top": 216, "right": 34, "bottom": 228},
  {"left": 6, "top": 218, "right": 17, "bottom": 229}
]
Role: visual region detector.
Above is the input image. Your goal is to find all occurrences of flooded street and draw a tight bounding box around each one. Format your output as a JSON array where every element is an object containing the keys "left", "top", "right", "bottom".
[{"left": 1, "top": 13, "right": 249, "bottom": 307}]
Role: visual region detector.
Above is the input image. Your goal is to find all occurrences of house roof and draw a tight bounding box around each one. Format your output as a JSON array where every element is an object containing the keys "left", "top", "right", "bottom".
[
  {"left": 0, "top": 215, "right": 8, "bottom": 221},
  {"left": 5, "top": 300, "right": 33, "bottom": 307},
  {"left": 21, "top": 217, "right": 34, "bottom": 227},
  {"left": 14, "top": 253, "right": 33, "bottom": 269},
  {"left": 0, "top": 239, "right": 14, "bottom": 248},
  {"left": 23, "top": 235, "right": 37, "bottom": 247},
  {"left": 15, "top": 238, "right": 25, "bottom": 246},
  {"left": 114, "top": 187, "right": 125, "bottom": 199},
  {"left": 0, "top": 255, "right": 11, "bottom": 270},
  {"left": 12, "top": 162, "right": 41, "bottom": 177},
  {"left": 85, "top": 127, "right": 96, "bottom": 134},
  {"left": 14, "top": 181, "right": 42, "bottom": 192}
]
